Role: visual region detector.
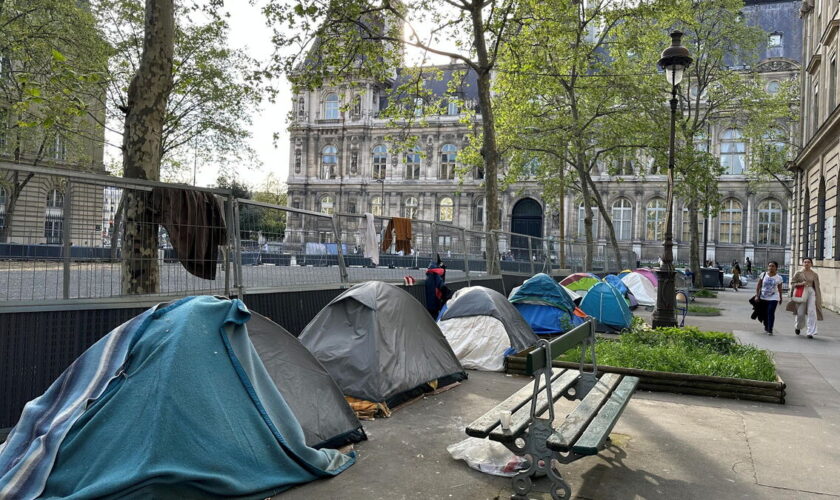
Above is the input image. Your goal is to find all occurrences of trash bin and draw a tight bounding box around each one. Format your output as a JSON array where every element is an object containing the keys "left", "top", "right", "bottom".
[{"left": 700, "top": 268, "right": 722, "bottom": 288}]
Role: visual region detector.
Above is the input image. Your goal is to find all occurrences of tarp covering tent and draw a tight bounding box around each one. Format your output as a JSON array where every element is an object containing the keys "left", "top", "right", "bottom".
[
  {"left": 634, "top": 268, "right": 659, "bottom": 288},
  {"left": 299, "top": 281, "right": 466, "bottom": 409},
  {"left": 621, "top": 271, "right": 658, "bottom": 306},
  {"left": 604, "top": 274, "right": 629, "bottom": 296},
  {"left": 559, "top": 272, "right": 601, "bottom": 292},
  {"left": 246, "top": 312, "right": 366, "bottom": 449},
  {"left": 0, "top": 297, "right": 355, "bottom": 499},
  {"left": 438, "top": 286, "right": 538, "bottom": 371},
  {"left": 510, "top": 274, "right": 586, "bottom": 335},
  {"left": 580, "top": 282, "right": 633, "bottom": 331}
]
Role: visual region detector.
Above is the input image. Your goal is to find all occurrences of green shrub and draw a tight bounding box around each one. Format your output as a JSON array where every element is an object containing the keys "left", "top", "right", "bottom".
[
  {"left": 687, "top": 304, "right": 721, "bottom": 314},
  {"left": 558, "top": 325, "right": 776, "bottom": 381},
  {"left": 694, "top": 289, "right": 718, "bottom": 298}
]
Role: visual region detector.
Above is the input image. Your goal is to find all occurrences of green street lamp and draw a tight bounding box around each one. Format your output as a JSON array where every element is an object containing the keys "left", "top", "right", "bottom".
[{"left": 652, "top": 31, "right": 693, "bottom": 328}]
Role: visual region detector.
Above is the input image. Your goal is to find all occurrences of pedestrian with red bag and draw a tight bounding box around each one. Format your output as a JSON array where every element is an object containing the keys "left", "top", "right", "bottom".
[{"left": 785, "top": 257, "right": 823, "bottom": 338}]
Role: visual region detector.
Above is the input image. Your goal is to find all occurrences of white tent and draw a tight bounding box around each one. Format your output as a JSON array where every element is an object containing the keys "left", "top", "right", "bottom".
[
  {"left": 439, "top": 287, "right": 538, "bottom": 372},
  {"left": 621, "top": 271, "right": 657, "bottom": 306}
]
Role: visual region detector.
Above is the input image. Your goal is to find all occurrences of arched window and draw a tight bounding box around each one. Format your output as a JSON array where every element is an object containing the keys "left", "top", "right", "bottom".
[
  {"left": 474, "top": 197, "right": 485, "bottom": 225},
  {"left": 438, "top": 196, "right": 454, "bottom": 222},
  {"left": 577, "top": 202, "right": 599, "bottom": 239},
  {"left": 645, "top": 198, "right": 666, "bottom": 241},
  {"left": 720, "top": 128, "right": 746, "bottom": 174},
  {"left": 681, "top": 207, "right": 705, "bottom": 243},
  {"left": 440, "top": 144, "right": 457, "bottom": 180},
  {"left": 523, "top": 158, "right": 539, "bottom": 178},
  {"left": 319, "top": 195, "right": 334, "bottom": 215},
  {"left": 372, "top": 145, "right": 387, "bottom": 180},
  {"left": 757, "top": 199, "right": 783, "bottom": 245},
  {"left": 370, "top": 195, "right": 383, "bottom": 217},
  {"left": 611, "top": 199, "right": 633, "bottom": 240},
  {"left": 405, "top": 148, "right": 421, "bottom": 180},
  {"left": 324, "top": 93, "right": 339, "bottom": 120},
  {"left": 766, "top": 81, "right": 781, "bottom": 94},
  {"left": 718, "top": 199, "right": 743, "bottom": 243},
  {"left": 45, "top": 189, "right": 64, "bottom": 244},
  {"left": 0, "top": 186, "right": 6, "bottom": 230},
  {"left": 321, "top": 145, "right": 337, "bottom": 179},
  {"left": 403, "top": 196, "right": 418, "bottom": 219}
]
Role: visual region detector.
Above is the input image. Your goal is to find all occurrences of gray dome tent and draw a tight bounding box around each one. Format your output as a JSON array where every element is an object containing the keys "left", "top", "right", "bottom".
[
  {"left": 299, "top": 281, "right": 466, "bottom": 408},
  {"left": 439, "top": 287, "right": 538, "bottom": 371},
  {"left": 247, "top": 312, "right": 366, "bottom": 449}
]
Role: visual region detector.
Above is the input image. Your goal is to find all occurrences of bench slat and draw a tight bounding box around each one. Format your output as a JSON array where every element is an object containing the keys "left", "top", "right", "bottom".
[
  {"left": 466, "top": 368, "right": 565, "bottom": 438},
  {"left": 546, "top": 373, "right": 622, "bottom": 452},
  {"left": 571, "top": 376, "right": 639, "bottom": 456},
  {"left": 489, "top": 369, "right": 581, "bottom": 442}
]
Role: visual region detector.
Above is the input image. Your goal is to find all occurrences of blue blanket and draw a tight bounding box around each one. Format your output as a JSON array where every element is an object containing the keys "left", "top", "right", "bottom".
[{"left": 0, "top": 296, "right": 354, "bottom": 499}]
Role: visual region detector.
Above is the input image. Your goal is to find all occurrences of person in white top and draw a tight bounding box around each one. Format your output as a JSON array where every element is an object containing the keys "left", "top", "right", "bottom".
[{"left": 755, "top": 261, "right": 784, "bottom": 335}]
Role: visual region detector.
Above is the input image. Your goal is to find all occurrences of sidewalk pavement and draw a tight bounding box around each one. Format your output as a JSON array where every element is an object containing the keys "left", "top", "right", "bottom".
[{"left": 282, "top": 289, "right": 840, "bottom": 499}]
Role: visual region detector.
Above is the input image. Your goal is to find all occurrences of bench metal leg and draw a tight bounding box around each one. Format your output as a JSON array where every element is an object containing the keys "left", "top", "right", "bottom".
[{"left": 507, "top": 418, "right": 574, "bottom": 500}]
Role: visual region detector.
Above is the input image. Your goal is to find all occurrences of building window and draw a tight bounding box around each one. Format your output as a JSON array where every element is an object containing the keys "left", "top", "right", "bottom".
[
  {"left": 45, "top": 189, "right": 64, "bottom": 244},
  {"left": 720, "top": 128, "right": 746, "bottom": 174},
  {"left": 405, "top": 148, "right": 421, "bottom": 180},
  {"left": 372, "top": 145, "right": 387, "bottom": 180},
  {"left": 818, "top": 178, "right": 827, "bottom": 259},
  {"left": 680, "top": 207, "right": 705, "bottom": 243},
  {"left": 613, "top": 153, "right": 634, "bottom": 175},
  {"left": 350, "top": 150, "right": 359, "bottom": 175},
  {"left": 813, "top": 83, "right": 820, "bottom": 136},
  {"left": 324, "top": 93, "right": 339, "bottom": 120},
  {"left": 768, "top": 32, "right": 782, "bottom": 48},
  {"left": 370, "top": 195, "right": 383, "bottom": 216},
  {"left": 321, "top": 145, "right": 337, "bottom": 179},
  {"left": 645, "top": 198, "right": 666, "bottom": 241},
  {"left": 0, "top": 186, "right": 6, "bottom": 230},
  {"left": 297, "top": 97, "right": 305, "bottom": 118},
  {"left": 440, "top": 144, "right": 457, "bottom": 180},
  {"left": 611, "top": 199, "right": 633, "bottom": 241},
  {"left": 523, "top": 158, "right": 539, "bottom": 178},
  {"left": 830, "top": 57, "right": 837, "bottom": 112},
  {"left": 718, "top": 199, "right": 743, "bottom": 243},
  {"left": 438, "top": 196, "right": 454, "bottom": 222},
  {"left": 47, "top": 135, "right": 66, "bottom": 161},
  {"left": 578, "top": 202, "right": 599, "bottom": 239},
  {"left": 403, "top": 196, "right": 418, "bottom": 219},
  {"left": 766, "top": 81, "right": 780, "bottom": 94},
  {"left": 294, "top": 150, "right": 302, "bottom": 174},
  {"left": 319, "top": 195, "right": 334, "bottom": 215},
  {"left": 413, "top": 97, "right": 424, "bottom": 117},
  {"left": 447, "top": 99, "right": 459, "bottom": 116},
  {"left": 348, "top": 199, "right": 357, "bottom": 214},
  {"left": 352, "top": 94, "right": 361, "bottom": 116},
  {"left": 757, "top": 199, "right": 783, "bottom": 245},
  {"left": 474, "top": 197, "right": 485, "bottom": 225}
]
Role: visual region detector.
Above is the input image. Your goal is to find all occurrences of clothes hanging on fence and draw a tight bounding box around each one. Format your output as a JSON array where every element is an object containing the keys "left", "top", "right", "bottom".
[
  {"left": 363, "top": 213, "right": 379, "bottom": 266},
  {"left": 380, "top": 218, "right": 412, "bottom": 254},
  {"left": 151, "top": 187, "right": 227, "bottom": 280}
]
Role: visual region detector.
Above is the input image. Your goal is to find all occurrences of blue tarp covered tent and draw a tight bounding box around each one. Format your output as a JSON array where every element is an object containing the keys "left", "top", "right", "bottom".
[
  {"left": 0, "top": 296, "right": 355, "bottom": 499},
  {"left": 580, "top": 282, "right": 633, "bottom": 331},
  {"left": 604, "top": 274, "right": 629, "bottom": 296},
  {"left": 509, "top": 274, "right": 584, "bottom": 335}
]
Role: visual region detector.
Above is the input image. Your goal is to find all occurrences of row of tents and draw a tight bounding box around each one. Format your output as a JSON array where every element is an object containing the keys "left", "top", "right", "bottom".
[{"left": 0, "top": 269, "right": 661, "bottom": 496}]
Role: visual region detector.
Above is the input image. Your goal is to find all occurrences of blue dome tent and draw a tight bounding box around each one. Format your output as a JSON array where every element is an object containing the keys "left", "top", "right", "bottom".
[
  {"left": 580, "top": 282, "right": 633, "bottom": 332},
  {"left": 509, "top": 274, "right": 585, "bottom": 335}
]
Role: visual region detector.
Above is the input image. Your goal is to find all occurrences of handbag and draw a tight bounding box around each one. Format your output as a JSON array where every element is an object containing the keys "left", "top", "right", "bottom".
[{"left": 791, "top": 284, "right": 807, "bottom": 303}]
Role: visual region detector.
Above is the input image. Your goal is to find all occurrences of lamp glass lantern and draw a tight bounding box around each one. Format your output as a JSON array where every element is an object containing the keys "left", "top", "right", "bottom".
[{"left": 658, "top": 31, "right": 693, "bottom": 88}]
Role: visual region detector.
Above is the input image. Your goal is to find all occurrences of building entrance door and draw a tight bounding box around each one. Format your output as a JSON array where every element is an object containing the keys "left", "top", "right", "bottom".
[{"left": 510, "top": 198, "right": 543, "bottom": 260}]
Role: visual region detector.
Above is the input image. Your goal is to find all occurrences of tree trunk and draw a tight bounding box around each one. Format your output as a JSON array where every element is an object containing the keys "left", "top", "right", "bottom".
[
  {"left": 575, "top": 153, "right": 594, "bottom": 271},
  {"left": 558, "top": 179, "right": 566, "bottom": 268},
  {"left": 471, "top": 6, "right": 500, "bottom": 275},
  {"left": 0, "top": 171, "right": 34, "bottom": 243},
  {"left": 586, "top": 173, "right": 623, "bottom": 270},
  {"left": 689, "top": 201, "right": 703, "bottom": 288},
  {"left": 120, "top": 0, "right": 175, "bottom": 295}
]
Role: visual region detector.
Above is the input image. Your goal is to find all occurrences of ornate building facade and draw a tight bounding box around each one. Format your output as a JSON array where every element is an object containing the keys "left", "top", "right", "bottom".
[
  {"left": 791, "top": 0, "right": 840, "bottom": 310},
  {"left": 286, "top": 0, "right": 800, "bottom": 268}
]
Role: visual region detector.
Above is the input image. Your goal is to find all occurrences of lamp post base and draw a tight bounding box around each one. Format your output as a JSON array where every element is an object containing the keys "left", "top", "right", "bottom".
[{"left": 651, "top": 268, "right": 678, "bottom": 328}]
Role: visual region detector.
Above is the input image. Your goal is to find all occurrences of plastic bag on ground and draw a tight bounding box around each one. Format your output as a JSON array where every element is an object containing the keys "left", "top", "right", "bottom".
[{"left": 447, "top": 437, "right": 528, "bottom": 477}]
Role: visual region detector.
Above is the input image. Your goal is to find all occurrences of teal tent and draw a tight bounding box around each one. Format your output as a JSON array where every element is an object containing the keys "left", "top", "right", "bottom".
[
  {"left": 580, "top": 282, "right": 633, "bottom": 331},
  {"left": 0, "top": 296, "right": 355, "bottom": 499}
]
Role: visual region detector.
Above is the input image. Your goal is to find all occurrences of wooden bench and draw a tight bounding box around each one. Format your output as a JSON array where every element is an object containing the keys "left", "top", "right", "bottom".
[{"left": 465, "top": 320, "right": 639, "bottom": 499}]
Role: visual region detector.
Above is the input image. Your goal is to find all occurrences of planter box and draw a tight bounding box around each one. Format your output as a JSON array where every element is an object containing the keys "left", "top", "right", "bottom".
[{"left": 504, "top": 356, "right": 785, "bottom": 404}]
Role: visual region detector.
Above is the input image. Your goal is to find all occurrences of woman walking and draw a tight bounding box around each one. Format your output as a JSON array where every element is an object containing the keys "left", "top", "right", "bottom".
[
  {"left": 755, "top": 261, "right": 784, "bottom": 335},
  {"left": 786, "top": 257, "right": 823, "bottom": 338},
  {"left": 731, "top": 264, "right": 742, "bottom": 291}
]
